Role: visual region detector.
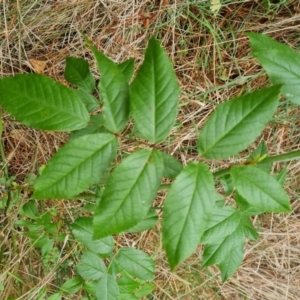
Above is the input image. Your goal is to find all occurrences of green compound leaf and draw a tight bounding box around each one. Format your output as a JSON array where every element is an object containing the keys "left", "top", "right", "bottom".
[
  {"left": 118, "top": 58, "right": 135, "bottom": 83},
  {"left": 94, "top": 149, "right": 163, "bottom": 238},
  {"left": 130, "top": 37, "right": 179, "bottom": 144},
  {"left": 64, "top": 57, "right": 95, "bottom": 93},
  {"left": 248, "top": 33, "right": 300, "bottom": 104},
  {"left": 198, "top": 85, "right": 281, "bottom": 159},
  {"left": 114, "top": 247, "right": 155, "bottom": 281},
  {"left": 161, "top": 151, "right": 183, "bottom": 179},
  {"left": 60, "top": 277, "right": 83, "bottom": 295},
  {"left": 162, "top": 162, "right": 216, "bottom": 270},
  {"left": 95, "top": 274, "right": 120, "bottom": 300},
  {"left": 231, "top": 166, "right": 291, "bottom": 212},
  {"left": 0, "top": 74, "right": 89, "bottom": 131},
  {"left": 76, "top": 251, "right": 106, "bottom": 280},
  {"left": 71, "top": 217, "right": 114, "bottom": 255},
  {"left": 126, "top": 209, "right": 158, "bottom": 233},
  {"left": 33, "top": 133, "right": 117, "bottom": 199},
  {"left": 87, "top": 41, "right": 129, "bottom": 133}
]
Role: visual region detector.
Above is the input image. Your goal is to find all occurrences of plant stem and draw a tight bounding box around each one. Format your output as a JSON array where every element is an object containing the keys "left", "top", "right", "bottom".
[
  {"left": 213, "top": 149, "right": 300, "bottom": 178},
  {"left": 0, "top": 138, "right": 12, "bottom": 216}
]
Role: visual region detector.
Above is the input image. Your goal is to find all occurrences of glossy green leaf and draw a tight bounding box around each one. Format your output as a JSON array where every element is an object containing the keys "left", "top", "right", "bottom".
[
  {"left": 74, "top": 89, "right": 99, "bottom": 112},
  {"left": 219, "top": 245, "right": 244, "bottom": 282},
  {"left": 201, "top": 206, "right": 240, "bottom": 244},
  {"left": 33, "top": 133, "right": 117, "bottom": 199},
  {"left": 93, "top": 149, "right": 163, "bottom": 238},
  {"left": 162, "top": 162, "right": 216, "bottom": 269},
  {"left": 231, "top": 166, "right": 291, "bottom": 212},
  {"left": 114, "top": 247, "right": 155, "bottom": 281},
  {"left": 95, "top": 274, "right": 120, "bottom": 300},
  {"left": 76, "top": 251, "right": 106, "bottom": 280},
  {"left": 126, "top": 209, "right": 158, "bottom": 233},
  {"left": 249, "top": 33, "right": 300, "bottom": 104},
  {"left": 71, "top": 217, "right": 114, "bottom": 255},
  {"left": 118, "top": 58, "right": 135, "bottom": 83},
  {"left": 0, "top": 74, "right": 89, "bottom": 131},
  {"left": 64, "top": 57, "right": 95, "bottom": 93},
  {"left": 87, "top": 41, "right": 129, "bottom": 133},
  {"left": 130, "top": 37, "right": 179, "bottom": 143},
  {"left": 198, "top": 85, "right": 281, "bottom": 159},
  {"left": 202, "top": 226, "right": 245, "bottom": 267},
  {"left": 60, "top": 277, "right": 83, "bottom": 295},
  {"left": 70, "top": 115, "right": 107, "bottom": 140},
  {"left": 161, "top": 151, "right": 183, "bottom": 179}
]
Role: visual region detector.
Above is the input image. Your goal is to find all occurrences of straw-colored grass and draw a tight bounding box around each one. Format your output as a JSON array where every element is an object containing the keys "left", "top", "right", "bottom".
[{"left": 1, "top": 0, "right": 300, "bottom": 299}]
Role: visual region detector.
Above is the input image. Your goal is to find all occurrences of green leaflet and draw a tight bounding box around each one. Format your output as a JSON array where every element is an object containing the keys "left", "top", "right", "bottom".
[
  {"left": 231, "top": 166, "right": 291, "bottom": 212},
  {"left": 161, "top": 151, "right": 183, "bottom": 179},
  {"left": 126, "top": 209, "right": 158, "bottom": 233},
  {"left": 113, "top": 247, "right": 155, "bottom": 281},
  {"left": 202, "top": 226, "right": 245, "bottom": 267},
  {"left": 70, "top": 115, "right": 107, "bottom": 140},
  {"left": 0, "top": 74, "right": 89, "bottom": 131},
  {"left": 47, "top": 293, "right": 62, "bottom": 300},
  {"left": 118, "top": 58, "right": 135, "bottom": 83},
  {"left": 60, "top": 277, "right": 83, "bottom": 295},
  {"left": 130, "top": 37, "right": 179, "bottom": 144},
  {"left": 93, "top": 149, "right": 163, "bottom": 238},
  {"left": 71, "top": 217, "right": 114, "bottom": 255},
  {"left": 249, "top": 33, "right": 300, "bottom": 104},
  {"left": 162, "top": 162, "right": 216, "bottom": 270},
  {"left": 87, "top": 41, "right": 129, "bottom": 133},
  {"left": 76, "top": 251, "right": 106, "bottom": 280},
  {"left": 95, "top": 274, "right": 120, "bottom": 300},
  {"left": 218, "top": 245, "right": 244, "bottom": 282},
  {"left": 201, "top": 206, "right": 258, "bottom": 280},
  {"left": 116, "top": 276, "right": 140, "bottom": 300},
  {"left": 33, "top": 133, "right": 117, "bottom": 199},
  {"left": 200, "top": 206, "right": 240, "bottom": 244},
  {"left": 64, "top": 57, "right": 95, "bottom": 93},
  {"left": 74, "top": 89, "right": 99, "bottom": 112},
  {"left": 198, "top": 85, "right": 281, "bottom": 159}
]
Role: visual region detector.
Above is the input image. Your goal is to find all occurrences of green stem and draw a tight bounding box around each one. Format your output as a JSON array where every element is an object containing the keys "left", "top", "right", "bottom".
[
  {"left": 213, "top": 149, "right": 300, "bottom": 178},
  {"left": 258, "top": 149, "right": 300, "bottom": 164},
  {"left": 0, "top": 138, "right": 11, "bottom": 216}
]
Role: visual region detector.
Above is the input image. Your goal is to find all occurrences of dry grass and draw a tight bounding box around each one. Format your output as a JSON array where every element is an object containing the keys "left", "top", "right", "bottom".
[{"left": 1, "top": 0, "right": 300, "bottom": 299}]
